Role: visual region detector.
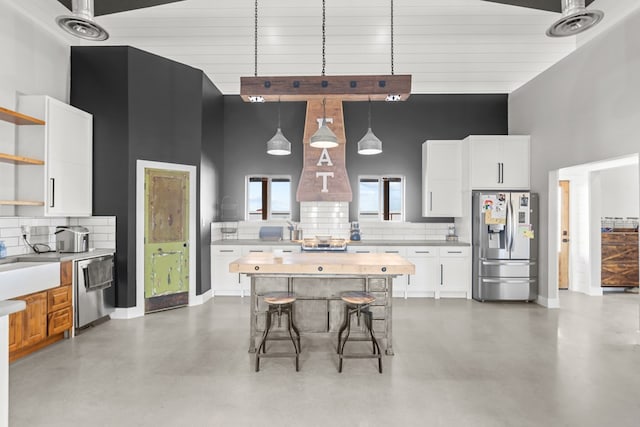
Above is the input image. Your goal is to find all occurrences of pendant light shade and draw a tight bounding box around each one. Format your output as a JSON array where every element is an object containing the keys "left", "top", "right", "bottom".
[
  {"left": 267, "top": 102, "right": 292, "bottom": 155},
  {"left": 310, "top": 99, "right": 339, "bottom": 149},
  {"left": 357, "top": 101, "right": 382, "bottom": 155}
]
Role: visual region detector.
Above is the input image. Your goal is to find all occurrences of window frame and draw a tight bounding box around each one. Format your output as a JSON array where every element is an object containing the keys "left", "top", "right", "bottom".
[
  {"left": 357, "top": 175, "right": 405, "bottom": 222},
  {"left": 245, "top": 175, "right": 292, "bottom": 221}
]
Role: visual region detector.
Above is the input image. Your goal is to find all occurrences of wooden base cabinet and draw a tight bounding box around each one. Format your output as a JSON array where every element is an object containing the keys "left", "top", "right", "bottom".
[
  {"left": 601, "top": 232, "right": 639, "bottom": 287},
  {"left": 9, "top": 261, "right": 73, "bottom": 362}
]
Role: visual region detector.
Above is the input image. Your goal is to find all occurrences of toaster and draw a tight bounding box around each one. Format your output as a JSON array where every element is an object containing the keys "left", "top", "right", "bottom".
[{"left": 55, "top": 226, "right": 90, "bottom": 253}]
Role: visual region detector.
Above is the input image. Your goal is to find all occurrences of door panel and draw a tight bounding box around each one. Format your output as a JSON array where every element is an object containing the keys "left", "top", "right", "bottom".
[
  {"left": 474, "top": 191, "right": 510, "bottom": 260},
  {"left": 559, "top": 181, "right": 570, "bottom": 289},
  {"left": 144, "top": 168, "right": 189, "bottom": 312},
  {"left": 509, "top": 192, "right": 535, "bottom": 260}
]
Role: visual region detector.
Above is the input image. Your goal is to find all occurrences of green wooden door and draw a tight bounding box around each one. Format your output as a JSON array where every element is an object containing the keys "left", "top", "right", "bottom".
[{"left": 144, "top": 168, "right": 189, "bottom": 313}]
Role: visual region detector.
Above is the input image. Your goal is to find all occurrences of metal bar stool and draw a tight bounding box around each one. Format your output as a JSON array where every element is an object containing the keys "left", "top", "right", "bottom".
[
  {"left": 256, "top": 291, "right": 301, "bottom": 372},
  {"left": 337, "top": 291, "right": 382, "bottom": 373}
]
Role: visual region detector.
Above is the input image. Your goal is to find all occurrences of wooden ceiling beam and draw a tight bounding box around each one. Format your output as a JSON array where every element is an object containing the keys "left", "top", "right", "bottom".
[{"left": 240, "top": 75, "right": 411, "bottom": 102}]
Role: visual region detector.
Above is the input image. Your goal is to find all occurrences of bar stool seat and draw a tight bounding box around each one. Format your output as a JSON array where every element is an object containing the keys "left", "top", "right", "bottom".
[
  {"left": 256, "top": 292, "right": 301, "bottom": 372},
  {"left": 337, "top": 291, "right": 382, "bottom": 373}
]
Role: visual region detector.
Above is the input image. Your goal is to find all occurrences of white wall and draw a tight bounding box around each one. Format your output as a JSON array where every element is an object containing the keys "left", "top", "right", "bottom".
[
  {"left": 508, "top": 7, "right": 640, "bottom": 304},
  {"left": 599, "top": 165, "right": 640, "bottom": 218},
  {"left": 0, "top": 0, "right": 70, "bottom": 215}
]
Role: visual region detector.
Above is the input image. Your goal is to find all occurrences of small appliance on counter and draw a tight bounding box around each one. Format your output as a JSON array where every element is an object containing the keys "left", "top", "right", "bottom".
[
  {"left": 350, "top": 222, "right": 361, "bottom": 241},
  {"left": 55, "top": 226, "right": 89, "bottom": 253},
  {"left": 259, "top": 226, "right": 283, "bottom": 241}
]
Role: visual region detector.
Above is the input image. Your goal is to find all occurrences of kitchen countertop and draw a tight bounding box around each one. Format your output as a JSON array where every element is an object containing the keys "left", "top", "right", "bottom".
[
  {"left": 12, "top": 248, "right": 115, "bottom": 263},
  {"left": 230, "top": 252, "right": 415, "bottom": 276},
  {"left": 212, "top": 239, "right": 470, "bottom": 247}
]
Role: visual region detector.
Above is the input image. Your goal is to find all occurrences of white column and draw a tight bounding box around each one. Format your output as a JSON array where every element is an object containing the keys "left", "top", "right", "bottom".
[{"left": 0, "top": 300, "right": 26, "bottom": 427}]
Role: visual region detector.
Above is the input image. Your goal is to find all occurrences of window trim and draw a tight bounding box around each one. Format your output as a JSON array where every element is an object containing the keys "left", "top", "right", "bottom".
[
  {"left": 357, "top": 175, "right": 405, "bottom": 222},
  {"left": 245, "top": 175, "right": 292, "bottom": 221}
]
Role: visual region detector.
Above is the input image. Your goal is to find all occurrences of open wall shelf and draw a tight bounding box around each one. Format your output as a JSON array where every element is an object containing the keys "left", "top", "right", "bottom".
[
  {"left": 0, "top": 200, "right": 45, "bottom": 206},
  {"left": 0, "top": 107, "right": 45, "bottom": 125},
  {"left": 0, "top": 153, "right": 44, "bottom": 165}
]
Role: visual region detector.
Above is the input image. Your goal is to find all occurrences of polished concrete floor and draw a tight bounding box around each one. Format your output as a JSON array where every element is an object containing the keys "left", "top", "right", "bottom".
[{"left": 9, "top": 291, "right": 640, "bottom": 426}]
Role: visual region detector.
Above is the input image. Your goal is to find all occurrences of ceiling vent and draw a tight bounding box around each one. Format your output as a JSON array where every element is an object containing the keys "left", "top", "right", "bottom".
[
  {"left": 56, "top": 0, "right": 109, "bottom": 41},
  {"left": 546, "top": 0, "right": 604, "bottom": 37}
]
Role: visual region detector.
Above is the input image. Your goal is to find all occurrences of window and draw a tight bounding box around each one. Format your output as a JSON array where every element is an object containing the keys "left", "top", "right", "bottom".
[
  {"left": 358, "top": 176, "right": 404, "bottom": 221},
  {"left": 246, "top": 176, "right": 292, "bottom": 220}
]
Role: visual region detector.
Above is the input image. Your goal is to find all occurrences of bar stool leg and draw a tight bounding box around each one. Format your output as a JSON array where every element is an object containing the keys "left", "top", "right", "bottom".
[
  {"left": 290, "top": 308, "right": 301, "bottom": 353},
  {"left": 337, "top": 304, "right": 349, "bottom": 354},
  {"left": 338, "top": 306, "right": 353, "bottom": 373},
  {"left": 256, "top": 307, "right": 274, "bottom": 372},
  {"left": 364, "top": 309, "right": 382, "bottom": 374},
  {"left": 285, "top": 307, "right": 300, "bottom": 372}
]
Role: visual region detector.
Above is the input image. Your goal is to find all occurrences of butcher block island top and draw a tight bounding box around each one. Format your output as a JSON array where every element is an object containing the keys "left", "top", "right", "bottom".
[{"left": 229, "top": 252, "right": 415, "bottom": 276}]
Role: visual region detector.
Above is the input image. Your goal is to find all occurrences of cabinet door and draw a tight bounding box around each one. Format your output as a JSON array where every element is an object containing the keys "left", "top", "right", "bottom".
[
  {"left": 239, "top": 246, "right": 273, "bottom": 296},
  {"left": 500, "top": 136, "right": 530, "bottom": 189},
  {"left": 423, "top": 141, "right": 462, "bottom": 217},
  {"left": 21, "top": 292, "right": 48, "bottom": 347},
  {"left": 406, "top": 249, "right": 437, "bottom": 297},
  {"left": 8, "top": 312, "right": 23, "bottom": 353},
  {"left": 45, "top": 97, "right": 93, "bottom": 217},
  {"left": 470, "top": 138, "right": 503, "bottom": 189},
  {"left": 211, "top": 246, "right": 242, "bottom": 296},
  {"left": 379, "top": 247, "right": 407, "bottom": 298},
  {"left": 48, "top": 285, "right": 72, "bottom": 313},
  {"left": 48, "top": 306, "right": 73, "bottom": 336},
  {"left": 438, "top": 248, "right": 471, "bottom": 298}
]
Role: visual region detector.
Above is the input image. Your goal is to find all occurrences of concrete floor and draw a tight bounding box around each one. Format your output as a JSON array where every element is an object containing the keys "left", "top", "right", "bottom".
[{"left": 9, "top": 291, "right": 640, "bottom": 426}]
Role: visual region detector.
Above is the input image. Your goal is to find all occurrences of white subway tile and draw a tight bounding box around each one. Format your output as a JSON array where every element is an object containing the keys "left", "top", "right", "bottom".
[
  {"left": 0, "top": 227, "right": 21, "bottom": 238},
  {"left": 0, "top": 218, "right": 20, "bottom": 227}
]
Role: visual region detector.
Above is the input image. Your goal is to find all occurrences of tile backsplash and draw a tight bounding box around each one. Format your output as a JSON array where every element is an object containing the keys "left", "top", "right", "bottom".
[
  {"left": 0, "top": 216, "right": 116, "bottom": 257},
  {"left": 211, "top": 200, "right": 452, "bottom": 242}
]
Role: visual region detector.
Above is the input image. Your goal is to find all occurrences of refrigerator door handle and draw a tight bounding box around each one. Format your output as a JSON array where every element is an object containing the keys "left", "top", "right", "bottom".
[
  {"left": 497, "top": 163, "right": 501, "bottom": 183},
  {"left": 481, "top": 278, "right": 536, "bottom": 284},
  {"left": 481, "top": 260, "right": 536, "bottom": 266},
  {"left": 505, "top": 198, "right": 512, "bottom": 252}
]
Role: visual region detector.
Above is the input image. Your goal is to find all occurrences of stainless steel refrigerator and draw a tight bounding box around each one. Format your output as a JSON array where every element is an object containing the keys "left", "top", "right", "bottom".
[{"left": 472, "top": 191, "right": 538, "bottom": 301}]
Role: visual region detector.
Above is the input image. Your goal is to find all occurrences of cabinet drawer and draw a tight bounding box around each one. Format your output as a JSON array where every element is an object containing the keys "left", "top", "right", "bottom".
[
  {"left": 48, "top": 306, "right": 72, "bottom": 336},
  {"left": 407, "top": 247, "right": 436, "bottom": 257},
  {"left": 48, "top": 285, "right": 72, "bottom": 313},
  {"left": 347, "top": 246, "right": 378, "bottom": 254},
  {"left": 379, "top": 246, "right": 407, "bottom": 256},
  {"left": 439, "top": 247, "right": 469, "bottom": 257},
  {"left": 212, "top": 247, "right": 241, "bottom": 256}
]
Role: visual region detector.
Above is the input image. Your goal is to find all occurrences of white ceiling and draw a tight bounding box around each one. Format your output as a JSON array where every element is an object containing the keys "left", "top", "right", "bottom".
[{"left": 8, "top": 0, "right": 640, "bottom": 95}]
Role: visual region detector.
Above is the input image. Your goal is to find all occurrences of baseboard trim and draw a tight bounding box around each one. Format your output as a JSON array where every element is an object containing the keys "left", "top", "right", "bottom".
[
  {"left": 536, "top": 295, "right": 559, "bottom": 308},
  {"left": 111, "top": 307, "right": 144, "bottom": 320},
  {"left": 189, "top": 289, "right": 212, "bottom": 306}
]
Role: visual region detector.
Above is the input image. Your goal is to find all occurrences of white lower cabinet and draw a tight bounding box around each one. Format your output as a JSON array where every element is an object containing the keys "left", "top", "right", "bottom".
[
  {"left": 239, "top": 246, "right": 276, "bottom": 296},
  {"left": 211, "top": 246, "right": 242, "bottom": 296},
  {"left": 437, "top": 247, "right": 471, "bottom": 299},
  {"left": 379, "top": 247, "right": 408, "bottom": 298},
  {"left": 406, "top": 247, "right": 437, "bottom": 298}
]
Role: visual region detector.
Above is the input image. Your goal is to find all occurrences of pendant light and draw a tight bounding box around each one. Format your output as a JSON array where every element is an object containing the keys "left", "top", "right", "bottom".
[
  {"left": 267, "top": 102, "right": 292, "bottom": 155},
  {"left": 357, "top": 100, "right": 383, "bottom": 155},
  {"left": 310, "top": 98, "right": 338, "bottom": 149}
]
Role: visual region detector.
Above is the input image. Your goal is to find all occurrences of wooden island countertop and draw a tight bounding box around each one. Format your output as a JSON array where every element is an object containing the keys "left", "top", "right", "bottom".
[{"left": 229, "top": 252, "right": 415, "bottom": 276}]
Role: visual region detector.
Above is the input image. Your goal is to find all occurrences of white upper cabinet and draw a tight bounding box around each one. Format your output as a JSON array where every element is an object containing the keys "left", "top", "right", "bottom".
[
  {"left": 467, "top": 135, "right": 530, "bottom": 190},
  {"left": 422, "top": 140, "right": 462, "bottom": 217},
  {"left": 17, "top": 96, "right": 93, "bottom": 217}
]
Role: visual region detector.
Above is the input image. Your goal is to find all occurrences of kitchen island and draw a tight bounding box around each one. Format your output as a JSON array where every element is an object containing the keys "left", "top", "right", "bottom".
[{"left": 229, "top": 252, "right": 415, "bottom": 355}]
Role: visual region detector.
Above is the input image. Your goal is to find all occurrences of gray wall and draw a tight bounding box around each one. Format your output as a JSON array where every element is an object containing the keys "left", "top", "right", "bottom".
[
  {"left": 509, "top": 7, "right": 640, "bottom": 302},
  {"left": 223, "top": 95, "right": 508, "bottom": 222},
  {"left": 71, "top": 46, "right": 224, "bottom": 307}
]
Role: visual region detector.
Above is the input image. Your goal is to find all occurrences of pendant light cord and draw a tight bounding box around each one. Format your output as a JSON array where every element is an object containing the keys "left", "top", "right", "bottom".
[
  {"left": 254, "top": 0, "right": 258, "bottom": 77},
  {"left": 322, "top": 0, "right": 326, "bottom": 76},
  {"left": 390, "top": 0, "right": 394, "bottom": 75},
  {"left": 368, "top": 98, "right": 372, "bottom": 129}
]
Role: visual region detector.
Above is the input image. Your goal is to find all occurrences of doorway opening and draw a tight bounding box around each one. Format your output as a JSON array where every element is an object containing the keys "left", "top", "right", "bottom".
[{"left": 550, "top": 154, "right": 639, "bottom": 298}]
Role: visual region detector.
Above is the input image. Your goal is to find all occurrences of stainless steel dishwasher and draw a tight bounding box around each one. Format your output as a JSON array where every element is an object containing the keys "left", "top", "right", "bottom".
[{"left": 76, "top": 254, "right": 115, "bottom": 329}]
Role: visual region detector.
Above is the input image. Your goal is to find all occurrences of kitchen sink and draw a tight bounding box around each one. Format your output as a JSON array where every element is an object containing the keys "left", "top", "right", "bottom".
[{"left": 0, "top": 260, "right": 60, "bottom": 301}]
